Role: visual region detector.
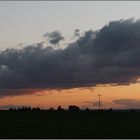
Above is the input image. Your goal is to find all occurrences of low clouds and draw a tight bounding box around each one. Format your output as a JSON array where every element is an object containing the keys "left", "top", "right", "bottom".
[
  {"left": 43, "top": 31, "right": 64, "bottom": 45},
  {"left": 1, "top": 18, "right": 140, "bottom": 97},
  {"left": 84, "top": 101, "right": 103, "bottom": 108},
  {"left": 113, "top": 99, "right": 140, "bottom": 109},
  {"left": 85, "top": 99, "right": 140, "bottom": 109}
]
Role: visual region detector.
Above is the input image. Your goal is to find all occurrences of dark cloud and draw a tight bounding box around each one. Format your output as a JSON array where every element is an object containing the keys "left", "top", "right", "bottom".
[
  {"left": 1, "top": 18, "right": 140, "bottom": 97},
  {"left": 73, "top": 29, "right": 80, "bottom": 38},
  {"left": 43, "top": 31, "right": 64, "bottom": 45},
  {"left": 113, "top": 99, "right": 140, "bottom": 109},
  {"left": 0, "top": 89, "right": 47, "bottom": 98}
]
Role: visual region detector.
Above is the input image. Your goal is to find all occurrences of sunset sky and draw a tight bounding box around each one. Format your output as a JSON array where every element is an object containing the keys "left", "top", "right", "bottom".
[{"left": 1, "top": 1, "right": 140, "bottom": 109}]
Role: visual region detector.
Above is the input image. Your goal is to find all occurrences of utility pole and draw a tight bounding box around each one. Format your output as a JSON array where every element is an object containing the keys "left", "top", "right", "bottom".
[{"left": 98, "top": 94, "right": 101, "bottom": 110}]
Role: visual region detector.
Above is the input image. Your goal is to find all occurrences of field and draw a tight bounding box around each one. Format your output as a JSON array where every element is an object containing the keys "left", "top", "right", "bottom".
[{"left": 0, "top": 110, "right": 140, "bottom": 138}]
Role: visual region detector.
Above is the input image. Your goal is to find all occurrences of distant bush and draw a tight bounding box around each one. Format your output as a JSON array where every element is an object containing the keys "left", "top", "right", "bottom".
[
  {"left": 48, "top": 107, "right": 54, "bottom": 111},
  {"left": 68, "top": 105, "right": 80, "bottom": 111},
  {"left": 57, "top": 106, "right": 65, "bottom": 111},
  {"left": 9, "top": 106, "right": 40, "bottom": 111}
]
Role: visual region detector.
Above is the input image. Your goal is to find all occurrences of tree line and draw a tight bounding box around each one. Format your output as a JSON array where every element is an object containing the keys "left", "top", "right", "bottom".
[{"left": 9, "top": 105, "right": 88, "bottom": 112}]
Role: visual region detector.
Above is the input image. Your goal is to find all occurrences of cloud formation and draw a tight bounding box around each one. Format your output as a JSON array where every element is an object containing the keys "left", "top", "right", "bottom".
[
  {"left": 113, "top": 99, "right": 140, "bottom": 109},
  {"left": 73, "top": 29, "right": 81, "bottom": 38},
  {"left": 43, "top": 31, "right": 64, "bottom": 45},
  {"left": 84, "top": 101, "right": 103, "bottom": 108},
  {"left": 1, "top": 18, "right": 140, "bottom": 97}
]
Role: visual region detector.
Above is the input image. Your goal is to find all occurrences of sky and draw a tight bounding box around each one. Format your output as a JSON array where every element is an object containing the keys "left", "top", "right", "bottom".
[
  {"left": 1, "top": 1, "right": 140, "bottom": 109},
  {"left": 1, "top": 1, "right": 140, "bottom": 49}
]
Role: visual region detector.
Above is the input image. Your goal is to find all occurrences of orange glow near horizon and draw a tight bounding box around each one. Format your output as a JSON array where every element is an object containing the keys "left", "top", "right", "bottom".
[{"left": 1, "top": 83, "right": 140, "bottom": 109}]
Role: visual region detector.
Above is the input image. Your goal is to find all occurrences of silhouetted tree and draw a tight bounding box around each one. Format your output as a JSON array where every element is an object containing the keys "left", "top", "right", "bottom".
[
  {"left": 68, "top": 105, "right": 80, "bottom": 111},
  {"left": 17, "top": 106, "right": 32, "bottom": 111},
  {"left": 57, "top": 106, "right": 65, "bottom": 111},
  {"left": 32, "top": 107, "right": 41, "bottom": 111},
  {"left": 48, "top": 107, "right": 54, "bottom": 111},
  {"left": 85, "top": 107, "right": 89, "bottom": 112},
  {"left": 9, "top": 108, "right": 13, "bottom": 111},
  {"left": 109, "top": 108, "right": 113, "bottom": 112}
]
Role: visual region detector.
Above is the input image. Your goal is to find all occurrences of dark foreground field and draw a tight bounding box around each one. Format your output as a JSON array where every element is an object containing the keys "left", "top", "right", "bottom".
[{"left": 0, "top": 110, "right": 140, "bottom": 138}]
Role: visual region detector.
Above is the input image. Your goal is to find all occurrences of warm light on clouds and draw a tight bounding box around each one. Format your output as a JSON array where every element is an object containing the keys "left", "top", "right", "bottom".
[
  {"left": 1, "top": 83, "right": 140, "bottom": 109},
  {"left": 1, "top": 2, "right": 140, "bottom": 110}
]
